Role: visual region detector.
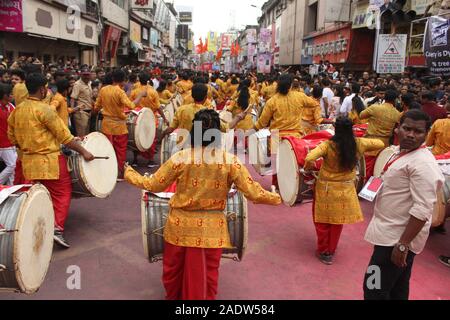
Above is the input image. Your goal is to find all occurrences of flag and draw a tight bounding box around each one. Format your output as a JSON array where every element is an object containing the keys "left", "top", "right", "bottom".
[
  {"left": 235, "top": 43, "right": 241, "bottom": 56},
  {"left": 203, "top": 38, "right": 208, "bottom": 53},
  {"left": 196, "top": 38, "right": 204, "bottom": 54},
  {"left": 231, "top": 42, "right": 235, "bottom": 57},
  {"left": 216, "top": 47, "right": 223, "bottom": 61}
]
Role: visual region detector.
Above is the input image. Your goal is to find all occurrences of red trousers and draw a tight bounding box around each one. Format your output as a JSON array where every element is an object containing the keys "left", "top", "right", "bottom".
[
  {"left": 105, "top": 134, "right": 128, "bottom": 177},
  {"left": 313, "top": 197, "right": 343, "bottom": 255},
  {"left": 272, "top": 174, "right": 278, "bottom": 188},
  {"left": 37, "top": 155, "right": 72, "bottom": 232},
  {"left": 163, "top": 241, "right": 222, "bottom": 300},
  {"left": 14, "top": 160, "right": 31, "bottom": 185},
  {"left": 365, "top": 155, "right": 377, "bottom": 182},
  {"left": 139, "top": 138, "right": 157, "bottom": 160}
]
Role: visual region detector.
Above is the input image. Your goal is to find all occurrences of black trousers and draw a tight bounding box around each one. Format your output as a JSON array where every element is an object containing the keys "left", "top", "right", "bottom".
[{"left": 363, "top": 245, "right": 416, "bottom": 300}]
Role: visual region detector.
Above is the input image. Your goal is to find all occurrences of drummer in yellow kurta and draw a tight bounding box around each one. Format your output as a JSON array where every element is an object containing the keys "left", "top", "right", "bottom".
[
  {"left": 359, "top": 90, "right": 401, "bottom": 178},
  {"left": 156, "top": 80, "right": 174, "bottom": 105},
  {"left": 50, "top": 79, "right": 73, "bottom": 128},
  {"left": 304, "top": 116, "right": 385, "bottom": 265},
  {"left": 161, "top": 83, "right": 243, "bottom": 145},
  {"left": 301, "top": 88, "right": 326, "bottom": 136},
  {"left": 255, "top": 75, "right": 320, "bottom": 139},
  {"left": 124, "top": 108, "right": 281, "bottom": 300},
  {"left": 426, "top": 116, "right": 450, "bottom": 156},
  {"left": 176, "top": 74, "right": 193, "bottom": 100}
]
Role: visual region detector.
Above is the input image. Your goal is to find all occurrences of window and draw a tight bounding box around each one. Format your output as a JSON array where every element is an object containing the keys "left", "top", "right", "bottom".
[
  {"left": 306, "top": 2, "right": 318, "bottom": 34},
  {"left": 111, "top": 0, "right": 125, "bottom": 9}
]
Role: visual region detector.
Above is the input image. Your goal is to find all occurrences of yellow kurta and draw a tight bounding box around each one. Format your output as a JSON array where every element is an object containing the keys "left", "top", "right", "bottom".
[
  {"left": 125, "top": 149, "right": 281, "bottom": 248},
  {"left": 426, "top": 118, "right": 450, "bottom": 156},
  {"left": 227, "top": 84, "right": 239, "bottom": 97},
  {"left": 305, "top": 138, "right": 385, "bottom": 224},
  {"left": 360, "top": 103, "right": 401, "bottom": 156},
  {"left": 183, "top": 94, "right": 213, "bottom": 108},
  {"left": 12, "top": 82, "right": 28, "bottom": 107},
  {"left": 94, "top": 85, "right": 136, "bottom": 135},
  {"left": 226, "top": 101, "right": 254, "bottom": 131},
  {"left": 255, "top": 91, "right": 317, "bottom": 138},
  {"left": 7, "top": 97, "right": 74, "bottom": 180},
  {"left": 131, "top": 85, "right": 159, "bottom": 113},
  {"left": 158, "top": 89, "right": 173, "bottom": 105},
  {"left": 50, "top": 92, "right": 71, "bottom": 127},
  {"left": 261, "top": 83, "right": 277, "bottom": 100},
  {"left": 349, "top": 110, "right": 368, "bottom": 125},
  {"left": 301, "top": 98, "right": 324, "bottom": 135},
  {"left": 177, "top": 80, "right": 193, "bottom": 99}
]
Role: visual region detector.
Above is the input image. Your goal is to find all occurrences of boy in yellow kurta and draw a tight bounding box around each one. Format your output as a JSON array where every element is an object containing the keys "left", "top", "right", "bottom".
[
  {"left": 305, "top": 117, "right": 384, "bottom": 265},
  {"left": 124, "top": 108, "right": 281, "bottom": 300},
  {"left": 359, "top": 90, "right": 402, "bottom": 179},
  {"left": 8, "top": 73, "right": 94, "bottom": 248},
  {"left": 50, "top": 79, "right": 73, "bottom": 128},
  {"left": 426, "top": 117, "right": 450, "bottom": 156},
  {"left": 94, "top": 70, "right": 147, "bottom": 179}
]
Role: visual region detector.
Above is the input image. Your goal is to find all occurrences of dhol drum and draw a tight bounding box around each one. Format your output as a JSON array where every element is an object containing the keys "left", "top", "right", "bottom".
[
  {"left": 95, "top": 110, "right": 156, "bottom": 153},
  {"left": 69, "top": 132, "right": 118, "bottom": 199},
  {"left": 373, "top": 146, "right": 397, "bottom": 178},
  {"left": 175, "top": 93, "right": 183, "bottom": 108},
  {"left": 277, "top": 138, "right": 366, "bottom": 206},
  {"left": 160, "top": 131, "right": 184, "bottom": 165},
  {"left": 0, "top": 184, "right": 54, "bottom": 294},
  {"left": 436, "top": 158, "right": 450, "bottom": 205},
  {"left": 127, "top": 109, "right": 156, "bottom": 152},
  {"left": 141, "top": 190, "right": 248, "bottom": 263},
  {"left": 249, "top": 129, "right": 273, "bottom": 176}
]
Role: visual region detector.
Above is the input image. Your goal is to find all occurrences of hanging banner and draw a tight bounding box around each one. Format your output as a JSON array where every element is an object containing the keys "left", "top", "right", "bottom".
[
  {"left": 0, "top": 0, "right": 23, "bottom": 32},
  {"left": 424, "top": 16, "right": 450, "bottom": 76},
  {"left": 376, "top": 34, "right": 407, "bottom": 74},
  {"left": 257, "top": 54, "right": 271, "bottom": 74}
]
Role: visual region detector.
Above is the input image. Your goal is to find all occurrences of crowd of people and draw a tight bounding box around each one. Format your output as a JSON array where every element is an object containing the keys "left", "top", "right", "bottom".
[{"left": 0, "top": 55, "right": 448, "bottom": 301}]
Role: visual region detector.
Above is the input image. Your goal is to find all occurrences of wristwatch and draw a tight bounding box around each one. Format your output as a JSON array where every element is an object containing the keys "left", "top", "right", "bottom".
[{"left": 395, "top": 243, "right": 409, "bottom": 253}]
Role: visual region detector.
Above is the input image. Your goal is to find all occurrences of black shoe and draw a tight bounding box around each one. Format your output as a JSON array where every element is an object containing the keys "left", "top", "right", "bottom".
[
  {"left": 316, "top": 252, "right": 333, "bottom": 265},
  {"left": 54, "top": 230, "right": 70, "bottom": 249},
  {"left": 438, "top": 256, "right": 450, "bottom": 268},
  {"left": 433, "top": 225, "right": 447, "bottom": 235}
]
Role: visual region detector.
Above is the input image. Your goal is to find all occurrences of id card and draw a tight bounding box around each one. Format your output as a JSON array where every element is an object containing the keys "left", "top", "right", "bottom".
[{"left": 359, "top": 177, "right": 384, "bottom": 202}]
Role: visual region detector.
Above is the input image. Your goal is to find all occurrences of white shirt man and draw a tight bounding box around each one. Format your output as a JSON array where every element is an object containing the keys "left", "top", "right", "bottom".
[{"left": 321, "top": 86, "right": 334, "bottom": 118}]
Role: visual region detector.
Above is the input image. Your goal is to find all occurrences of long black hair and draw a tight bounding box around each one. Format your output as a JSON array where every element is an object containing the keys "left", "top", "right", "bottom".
[
  {"left": 352, "top": 96, "right": 365, "bottom": 115},
  {"left": 237, "top": 79, "right": 251, "bottom": 110},
  {"left": 190, "top": 109, "right": 221, "bottom": 148},
  {"left": 331, "top": 116, "right": 357, "bottom": 171},
  {"left": 276, "top": 74, "right": 293, "bottom": 95}
]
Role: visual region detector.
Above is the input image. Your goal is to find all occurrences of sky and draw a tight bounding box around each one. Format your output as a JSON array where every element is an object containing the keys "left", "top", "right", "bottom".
[{"left": 172, "top": 0, "right": 267, "bottom": 42}]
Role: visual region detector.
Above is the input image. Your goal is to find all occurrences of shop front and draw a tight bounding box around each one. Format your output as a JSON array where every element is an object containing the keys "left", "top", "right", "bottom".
[{"left": 303, "top": 22, "right": 375, "bottom": 71}]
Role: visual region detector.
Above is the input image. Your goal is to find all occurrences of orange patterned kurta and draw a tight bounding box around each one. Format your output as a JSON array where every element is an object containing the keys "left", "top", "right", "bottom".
[
  {"left": 94, "top": 85, "right": 136, "bottom": 135},
  {"left": 125, "top": 149, "right": 281, "bottom": 248},
  {"left": 255, "top": 91, "right": 317, "bottom": 138},
  {"left": 301, "top": 97, "right": 324, "bottom": 135},
  {"left": 226, "top": 101, "right": 254, "bottom": 131},
  {"left": 50, "top": 92, "right": 72, "bottom": 127},
  {"left": 426, "top": 118, "right": 450, "bottom": 156},
  {"left": 305, "top": 138, "right": 385, "bottom": 224},
  {"left": 360, "top": 103, "right": 401, "bottom": 156},
  {"left": 12, "top": 82, "right": 29, "bottom": 107},
  {"left": 7, "top": 97, "right": 74, "bottom": 180}
]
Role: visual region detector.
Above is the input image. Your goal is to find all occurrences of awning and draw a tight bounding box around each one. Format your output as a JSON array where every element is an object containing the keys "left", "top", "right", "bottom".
[{"left": 130, "top": 40, "right": 144, "bottom": 53}]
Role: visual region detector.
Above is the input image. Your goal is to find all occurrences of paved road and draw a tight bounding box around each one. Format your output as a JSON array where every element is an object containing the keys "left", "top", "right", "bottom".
[{"left": 1, "top": 151, "right": 449, "bottom": 300}]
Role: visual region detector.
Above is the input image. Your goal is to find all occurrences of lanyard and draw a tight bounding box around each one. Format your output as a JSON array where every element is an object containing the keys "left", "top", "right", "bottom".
[{"left": 382, "top": 145, "right": 426, "bottom": 175}]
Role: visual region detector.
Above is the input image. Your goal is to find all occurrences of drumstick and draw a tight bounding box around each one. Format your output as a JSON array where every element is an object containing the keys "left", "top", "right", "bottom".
[{"left": 94, "top": 156, "right": 110, "bottom": 160}]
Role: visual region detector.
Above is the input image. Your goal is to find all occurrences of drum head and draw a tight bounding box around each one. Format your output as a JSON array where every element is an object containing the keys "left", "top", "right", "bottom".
[
  {"left": 373, "top": 146, "right": 397, "bottom": 178},
  {"left": 249, "top": 129, "right": 271, "bottom": 176},
  {"left": 432, "top": 190, "right": 446, "bottom": 227},
  {"left": 165, "top": 103, "right": 175, "bottom": 124},
  {"left": 277, "top": 140, "right": 300, "bottom": 207},
  {"left": 135, "top": 109, "right": 156, "bottom": 152},
  {"left": 80, "top": 133, "right": 118, "bottom": 198},
  {"left": 14, "top": 185, "right": 54, "bottom": 294},
  {"left": 240, "top": 195, "right": 248, "bottom": 261},
  {"left": 141, "top": 191, "right": 150, "bottom": 260}
]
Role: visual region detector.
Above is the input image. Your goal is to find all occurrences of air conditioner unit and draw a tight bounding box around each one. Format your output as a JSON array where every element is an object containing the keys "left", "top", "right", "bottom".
[{"left": 117, "top": 47, "right": 128, "bottom": 55}]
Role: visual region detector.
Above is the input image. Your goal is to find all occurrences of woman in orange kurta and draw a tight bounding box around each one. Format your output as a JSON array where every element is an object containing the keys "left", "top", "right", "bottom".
[
  {"left": 125, "top": 109, "right": 281, "bottom": 300},
  {"left": 305, "top": 117, "right": 384, "bottom": 265}
]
